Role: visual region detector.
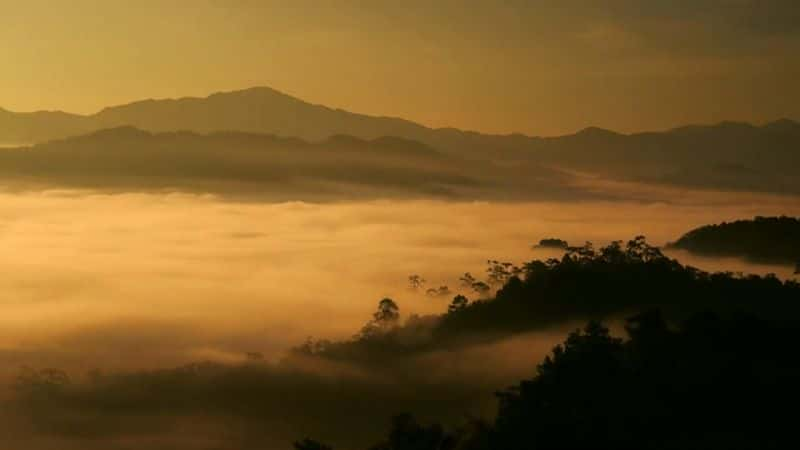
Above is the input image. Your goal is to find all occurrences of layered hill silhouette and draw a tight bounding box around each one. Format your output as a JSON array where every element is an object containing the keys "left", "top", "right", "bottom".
[
  {"left": 0, "top": 126, "right": 587, "bottom": 201},
  {"left": 529, "top": 120, "right": 800, "bottom": 194},
  {"left": 0, "top": 127, "right": 492, "bottom": 200},
  {"left": 1, "top": 87, "right": 799, "bottom": 196}
]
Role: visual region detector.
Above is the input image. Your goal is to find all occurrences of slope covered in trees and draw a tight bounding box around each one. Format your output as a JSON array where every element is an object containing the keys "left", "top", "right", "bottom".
[
  {"left": 669, "top": 216, "right": 800, "bottom": 268},
  {"left": 307, "top": 310, "right": 800, "bottom": 450},
  {"left": 296, "top": 237, "right": 800, "bottom": 365}
]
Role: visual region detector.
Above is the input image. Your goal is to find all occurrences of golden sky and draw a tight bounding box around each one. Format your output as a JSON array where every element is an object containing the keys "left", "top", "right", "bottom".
[{"left": 2, "top": 0, "right": 799, "bottom": 135}]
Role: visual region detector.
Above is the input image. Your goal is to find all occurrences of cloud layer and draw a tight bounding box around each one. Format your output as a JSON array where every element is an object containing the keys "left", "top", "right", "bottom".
[{"left": 1, "top": 189, "right": 798, "bottom": 375}]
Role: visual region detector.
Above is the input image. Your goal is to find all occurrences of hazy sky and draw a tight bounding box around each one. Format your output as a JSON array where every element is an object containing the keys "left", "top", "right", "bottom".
[{"left": 2, "top": 0, "right": 798, "bottom": 135}]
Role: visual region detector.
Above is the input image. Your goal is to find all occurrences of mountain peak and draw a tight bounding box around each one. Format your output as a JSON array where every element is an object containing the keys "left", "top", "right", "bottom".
[
  {"left": 573, "top": 126, "right": 621, "bottom": 138},
  {"left": 207, "top": 86, "right": 301, "bottom": 101},
  {"left": 95, "top": 86, "right": 308, "bottom": 116}
]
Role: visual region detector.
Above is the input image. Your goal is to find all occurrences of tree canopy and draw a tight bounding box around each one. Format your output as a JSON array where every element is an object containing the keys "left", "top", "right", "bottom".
[{"left": 669, "top": 215, "right": 800, "bottom": 264}]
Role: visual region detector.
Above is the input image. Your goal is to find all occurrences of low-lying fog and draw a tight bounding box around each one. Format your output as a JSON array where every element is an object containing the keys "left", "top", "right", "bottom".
[{"left": 1, "top": 188, "right": 798, "bottom": 378}]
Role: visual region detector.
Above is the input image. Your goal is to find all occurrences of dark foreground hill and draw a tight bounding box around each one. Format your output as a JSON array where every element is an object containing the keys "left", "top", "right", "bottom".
[
  {"left": 10, "top": 238, "right": 800, "bottom": 449},
  {"left": 669, "top": 216, "right": 800, "bottom": 268},
  {"left": 300, "top": 311, "right": 800, "bottom": 450}
]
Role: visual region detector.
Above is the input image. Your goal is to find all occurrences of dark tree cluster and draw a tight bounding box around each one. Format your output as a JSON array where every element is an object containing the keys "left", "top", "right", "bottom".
[
  {"left": 426, "top": 286, "right": 452, "bottom": 298},
  {"left": 668, "top": 216, "right": 800, "bottom": 264},
  {"left": 458, "top": 272, "right": 490, "bottom": 297},
  {"left": 408, "top": 275, "right": 426, "bottom": 291},
  {"left": 533, "top": 238, "right": 569, "bottom": 249},
  {"left": 485, "top": 260, "right": 521, "bottom": 288},
  {"left": 436, "top": 236, "right": 799, "bottom": 341},
  {"left": 296, "top": 237, "right": 800, "bottom": 364}
]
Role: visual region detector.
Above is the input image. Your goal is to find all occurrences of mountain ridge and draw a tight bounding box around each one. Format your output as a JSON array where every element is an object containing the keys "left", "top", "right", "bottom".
[
  {"left": 2, "top": 86, "right": 798, "bottom": 144},
  {"left": 1, "top": 86, "right": 798, "bottom": 198}
]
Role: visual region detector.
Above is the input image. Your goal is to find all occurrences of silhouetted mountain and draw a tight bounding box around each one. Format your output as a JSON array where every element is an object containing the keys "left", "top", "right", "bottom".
[
  {"left": 669, "top": 216, "right": 800, "bottom": 265},
  {"left": 0, "top": 87, "right": 534, "bottom": 155},
  {"left": 0, "top": 127, "right": 500, "bottom": 200},
  {"left": 527, "top": 120, "right": 800, "bottom": 194},
  {"left": 92, "top": 87, "right": 435, "bottom": 142},
  {"left": 2, "top": 88, "right": 799, "bottom": 195},
  {"left": 0, "top": 127, "right": 595, "bottom": 201},
  {"left": 0, "top": 106, "right": 93, "bottom": 143}
]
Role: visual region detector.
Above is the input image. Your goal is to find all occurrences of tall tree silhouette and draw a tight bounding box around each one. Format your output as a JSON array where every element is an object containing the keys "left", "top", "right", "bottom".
[{"left": 360, "top": 298, "right": 401, "bottom": 339}]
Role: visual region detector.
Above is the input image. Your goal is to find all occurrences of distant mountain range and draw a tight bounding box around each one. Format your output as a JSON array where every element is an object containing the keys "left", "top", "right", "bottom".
[{"left": 1, "top": 87, "right": 798, "bottom": 198}]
